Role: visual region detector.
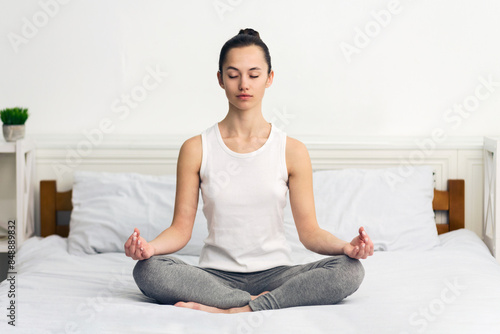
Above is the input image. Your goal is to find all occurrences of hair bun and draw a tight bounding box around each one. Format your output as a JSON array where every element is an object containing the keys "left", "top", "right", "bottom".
[{"left": 238, "top": 28, "right": 260, "bottom": 39}]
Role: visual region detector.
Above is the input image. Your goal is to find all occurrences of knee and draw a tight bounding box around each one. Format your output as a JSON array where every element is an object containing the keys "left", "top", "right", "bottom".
[
  {"left": 133, "top": 258, "right": 153, "bottom": 289},
  {"left": 349, "top": 257, "right": 365, "bottom": 286},
  {"left": 133, "top": 255, "right": 178, "bottom": 288},
  {"left": 342, "top": 256, "right": 365, "bottom": 293}
]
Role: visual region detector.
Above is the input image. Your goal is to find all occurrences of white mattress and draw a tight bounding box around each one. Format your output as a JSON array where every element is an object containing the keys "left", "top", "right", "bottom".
[{"left": 1, "top": 229, "right": 500, "bottom": 334}]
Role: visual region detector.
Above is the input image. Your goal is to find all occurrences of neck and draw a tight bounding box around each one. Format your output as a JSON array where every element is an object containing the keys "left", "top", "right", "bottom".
[{"left": 219, "top": 105, "right": 270, "bottom": 138}]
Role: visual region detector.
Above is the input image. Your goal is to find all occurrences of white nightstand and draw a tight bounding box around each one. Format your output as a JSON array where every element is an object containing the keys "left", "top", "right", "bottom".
[
  {"left": 484, "top": 137, "right": 500, "bottom": 262},
  {"left": 0, "top": 139, "right": 36, "bottom": 279}
]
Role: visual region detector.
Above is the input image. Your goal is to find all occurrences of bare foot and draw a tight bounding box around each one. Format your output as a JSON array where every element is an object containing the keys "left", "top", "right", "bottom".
[
  {"left": 174, "top": 291, "right": 270, "bottom": 313},
  {"left": 251, "top": 291, "right": 270, "bottom": 300},
  {"left": 174, "top": 301, "right": 252, "bottom": 314}
]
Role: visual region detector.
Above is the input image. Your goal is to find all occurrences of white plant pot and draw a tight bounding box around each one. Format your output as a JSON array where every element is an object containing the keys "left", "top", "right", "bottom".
[{"left": 3, "top": 124, "right": 26, "bottom": 142}]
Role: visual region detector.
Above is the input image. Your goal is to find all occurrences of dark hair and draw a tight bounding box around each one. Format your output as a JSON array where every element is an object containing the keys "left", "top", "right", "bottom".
[{"left": 218, "top": 28, "right": 272, "bottom": 75}]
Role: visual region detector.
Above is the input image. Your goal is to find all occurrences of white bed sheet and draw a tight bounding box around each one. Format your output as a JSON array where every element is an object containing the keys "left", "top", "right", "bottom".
[{"left": 1, "top": 229, "right": 500, "bottom": 334}]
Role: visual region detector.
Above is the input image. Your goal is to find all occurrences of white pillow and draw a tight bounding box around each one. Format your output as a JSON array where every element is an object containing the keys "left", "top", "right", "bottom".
[
  {"left": 284, "top": 166, "right": 440, "bottom": 253},
  {"left": 67, "top": 171, "right": 208, "bottom": 255}
]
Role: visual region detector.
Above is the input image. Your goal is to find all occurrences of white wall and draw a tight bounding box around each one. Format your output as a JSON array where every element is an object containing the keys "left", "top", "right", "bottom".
[
  {"left": 1, "top": 0, "right": 500, "bottom": 235},
  {"left": 1, "top": 0, "right": 499, "bottom": 138}
]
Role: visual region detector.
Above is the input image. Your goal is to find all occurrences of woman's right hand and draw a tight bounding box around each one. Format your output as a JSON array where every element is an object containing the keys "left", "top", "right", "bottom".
[{"left": 124, "top": 228, "right": 155, "bottom": 260}]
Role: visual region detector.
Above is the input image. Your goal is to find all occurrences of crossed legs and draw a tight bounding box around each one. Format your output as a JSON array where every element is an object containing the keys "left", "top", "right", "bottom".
[{"left": 133, "top": 255, "right": 364, "bottom": 313}]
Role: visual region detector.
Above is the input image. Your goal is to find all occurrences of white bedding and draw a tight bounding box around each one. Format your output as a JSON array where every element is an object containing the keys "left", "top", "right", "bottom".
[{"left": 1, "top": 229, "right": 500, "bottom": 334}]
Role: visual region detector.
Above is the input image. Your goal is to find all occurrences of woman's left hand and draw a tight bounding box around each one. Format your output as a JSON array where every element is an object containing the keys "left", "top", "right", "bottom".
[{"left": 343, "top": 227, "right": 374, "bottom": 259}]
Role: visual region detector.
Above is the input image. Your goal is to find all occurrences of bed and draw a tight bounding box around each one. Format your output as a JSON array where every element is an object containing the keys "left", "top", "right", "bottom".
[{"left": 1, "top": 166, "right": 500, "bottom": 334}]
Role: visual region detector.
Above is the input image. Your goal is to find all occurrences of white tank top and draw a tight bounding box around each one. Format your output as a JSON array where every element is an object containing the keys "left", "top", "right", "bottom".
[{"left": 198, "top": 122, "right": 293, "bottom": 272}]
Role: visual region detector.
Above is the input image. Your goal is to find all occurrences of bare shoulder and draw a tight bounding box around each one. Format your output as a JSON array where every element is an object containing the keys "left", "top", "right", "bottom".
[
  {"left": 181, "top": 134, "right": 202, "bottom": 151},
  {"left": 286, "top": 136, "right": 308, "bottom": 156},
  {"left": 286, "top": 136, "right": 311, "bottom": 175},
  {"left": 178, "top": 135, "right": 202, "bottom": 171}
]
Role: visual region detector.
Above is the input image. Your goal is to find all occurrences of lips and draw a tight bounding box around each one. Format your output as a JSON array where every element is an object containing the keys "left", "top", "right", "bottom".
[{"left": 237, "top": 94, "right": 252, "bottom": 100}]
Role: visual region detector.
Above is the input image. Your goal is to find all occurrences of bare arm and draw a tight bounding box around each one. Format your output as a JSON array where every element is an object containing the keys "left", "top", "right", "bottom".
[
  {"left": 286, "top": 137, "right": 374, "bottom": 259},
  {"left": 124, "top": 135, "right": 202, "bottom": 260}
]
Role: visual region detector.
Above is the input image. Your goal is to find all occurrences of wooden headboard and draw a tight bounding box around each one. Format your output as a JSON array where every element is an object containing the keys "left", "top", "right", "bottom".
[
  {"left": 433, "top": 179, "right": 465, "bottom": 234},
  {"left": 39, "top": 179, "right": 465, "bottom": 238}
]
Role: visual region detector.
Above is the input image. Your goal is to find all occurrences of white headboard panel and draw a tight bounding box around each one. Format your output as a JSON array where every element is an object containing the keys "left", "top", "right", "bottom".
[
  {"left": 33, "top": 134, "right": 484, "bottom": 238},
  {"left": 483, "top": 137, "right": 499, "bottom": 260}
]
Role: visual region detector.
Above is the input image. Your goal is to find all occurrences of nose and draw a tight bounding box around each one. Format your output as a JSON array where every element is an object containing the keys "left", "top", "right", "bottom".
[{"left": 239, "top": 75, "right": 249, "bottom": 91}]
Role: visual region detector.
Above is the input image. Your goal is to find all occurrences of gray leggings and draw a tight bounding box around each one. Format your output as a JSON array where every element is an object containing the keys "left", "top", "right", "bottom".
[{"left": 133, "top": 255, "right": 364, "bottom": 311}]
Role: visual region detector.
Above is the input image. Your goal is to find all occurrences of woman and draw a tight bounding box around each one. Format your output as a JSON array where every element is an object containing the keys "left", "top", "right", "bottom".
[{"left": 125, "top": 28, "right": 373, "bottom": 313}]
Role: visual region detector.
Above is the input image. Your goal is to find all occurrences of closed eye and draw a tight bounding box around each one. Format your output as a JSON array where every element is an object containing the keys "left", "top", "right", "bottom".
[{"left": 227, "top": 75, "right": 259, "bottom": 79}]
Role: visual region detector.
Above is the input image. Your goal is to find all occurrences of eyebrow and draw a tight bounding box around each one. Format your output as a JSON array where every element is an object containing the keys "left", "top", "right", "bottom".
[{"left": 226, "top": 66, "right": 262, "bottom": 72}]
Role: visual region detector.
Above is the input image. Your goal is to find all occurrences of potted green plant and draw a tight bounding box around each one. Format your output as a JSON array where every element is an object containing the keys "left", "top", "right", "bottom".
[{"left": 1, "top": 107, "right": 29, "bottom": 142}]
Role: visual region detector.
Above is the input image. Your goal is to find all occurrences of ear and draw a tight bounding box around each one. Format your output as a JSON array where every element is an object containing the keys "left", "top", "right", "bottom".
[
  {"left": 265, "top": 70, "right": 274, "bottom": 88},
  {"left": 217, "top": 71, "right": 225, "bottom": 89}
]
